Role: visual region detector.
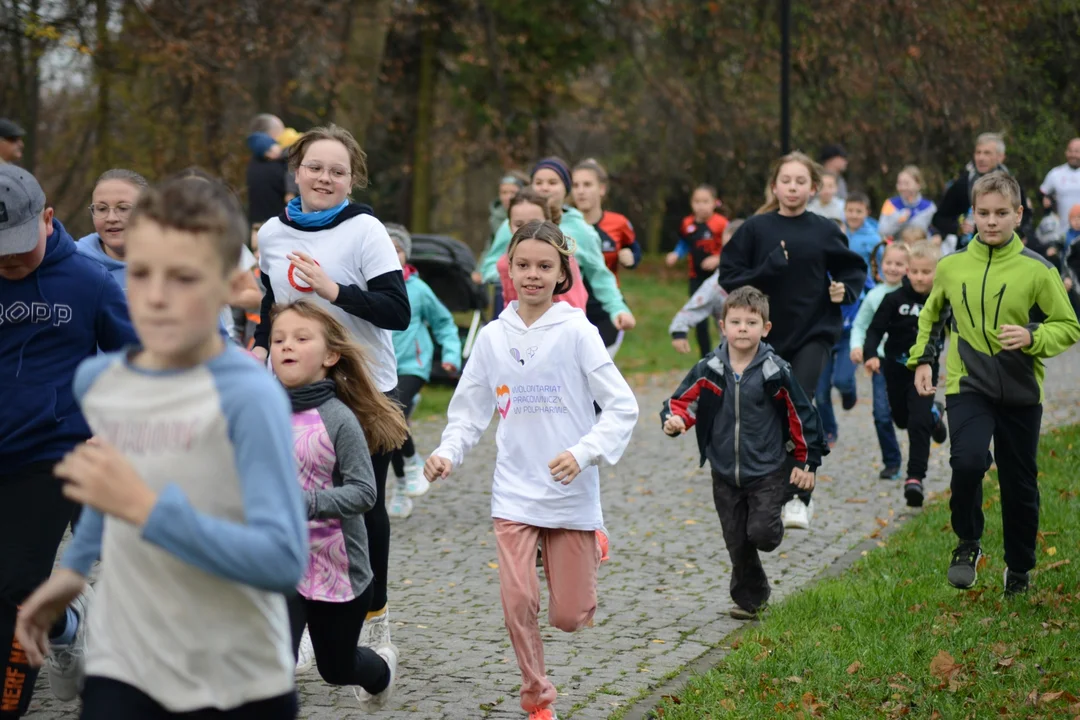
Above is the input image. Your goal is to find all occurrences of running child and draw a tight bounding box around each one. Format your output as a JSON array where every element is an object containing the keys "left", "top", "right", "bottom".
[
  {"left": 270, "top": 300, "right": 408, "bottom": 710},
  {"left": 572, "top": 159, "right": 640, "bottom": 355},
  {"left": 385, "top": 223, "right": 462, "bottom": 518},
  {"left": 862, "top": 241, "right": 948, "bottom": 507},
  {"left": 669, "top": 219, "right": 742, "bottom": 354},
  {"left": 718, "top": 151, "right": 867, "bottom": 530},
  {"left": 806, "top": 171, "right": 845, "bottom": 224},
  {"left": 661, "top": 286, "right": 826, "bottom": 620},
  {"left": 666, "top": 184, "right": 728, "bottom": 357},
  {"left": 253, "top": 124, "right": 409, "bottom": 652},
  {"left": 849, "top": 242, "right": 908, "bottom": 479},
  {"left": 425, "top": 220, "right": 639, "bottom": 720},
  {"left": 0, "top": 166, "right": 137, "bottom": 716},
  {"left": 76, "top": 169, "right": 149, "bottom": 288},
  {"left": 909, "top": 172, "right": 1080, "bottom": 595},
  {"left": 14, "top": 175, "right": 308, "bottom": 719}
]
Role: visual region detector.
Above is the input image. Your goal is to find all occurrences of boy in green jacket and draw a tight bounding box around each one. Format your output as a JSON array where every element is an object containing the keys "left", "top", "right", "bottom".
[{"left": 908, "top": 172, "right": 1080, "bottom": 596}]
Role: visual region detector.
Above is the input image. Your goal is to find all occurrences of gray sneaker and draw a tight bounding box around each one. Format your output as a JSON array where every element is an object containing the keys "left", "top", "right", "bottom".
[
  {"left": 46, "top": 584, "right": 94, "bottom": 701},
  {"left": 354, "top": 642, "right": 398, "bottom": 711},
  {"left": 947, "top": 542, "right": 983, "bottom": 589},
  {"left": 358, "top": 609, "right": 392, "bottom": 650}
]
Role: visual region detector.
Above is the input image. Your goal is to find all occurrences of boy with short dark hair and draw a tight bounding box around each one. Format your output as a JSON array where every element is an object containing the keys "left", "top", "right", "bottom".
[
  {"left": 0, "top": 165, "right": 136, "bottom": 715},
  {"left": 661, "top": 286, "right": 827, "bottom": 619},
  {"left": 15, "top": 176, "right": 309, "bottom": 718},
  {"left": 909, "top": 171, "right": 1080, "bottom": 596}
]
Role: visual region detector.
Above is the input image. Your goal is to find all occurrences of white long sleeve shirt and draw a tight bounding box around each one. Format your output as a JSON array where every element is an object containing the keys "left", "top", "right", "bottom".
[{"left": 433, "top": 302, "right": 639, "bottom": 531}]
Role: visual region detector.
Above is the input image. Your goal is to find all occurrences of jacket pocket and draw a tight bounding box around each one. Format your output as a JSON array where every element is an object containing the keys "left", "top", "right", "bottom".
[
  {"left": 995, "top": 350, "right": 1040, "bottom": 406},
  {"left": 955, "top": 337, "right": 999, "bottom": 400}
]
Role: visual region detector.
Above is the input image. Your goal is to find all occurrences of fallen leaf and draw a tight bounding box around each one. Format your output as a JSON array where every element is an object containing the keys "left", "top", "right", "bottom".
[
  {"left": 1026, "top": 688, "right": 1039, "bottom": 706},
  {"left": 846, "top": 497, "right": 870, "bottom": 504},
  {"left": 786, "top": 675, "right": 803, "bottom": 683},
  {"left": 719, "top": 698, "right": 735, "bottom": 710},
  {"left": 488, "top": 562, "right": 499, "bottom": 569},
  {"left": 929, "top": 650, "right": 960, "bottom": 679},
  {"left": 1046, "top": 546, "right": 1058, "bottom": 556},
  {"left": 652, "top": 639, "right": 666, "bottom": 644},
  {"left": 998, "top": 657, "right": 1015, "bottom": 668},
  {"left": 847, "top": 661, "right": 863, "bottom": 674},
  {"left": 1040, "top": 690, "right": 1064, "bottom": 704}
]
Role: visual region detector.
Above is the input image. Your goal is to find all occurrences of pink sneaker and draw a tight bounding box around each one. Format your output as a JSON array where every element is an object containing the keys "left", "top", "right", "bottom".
[{"left": 596, "top": 530, "right": 609, "bottom": 563}]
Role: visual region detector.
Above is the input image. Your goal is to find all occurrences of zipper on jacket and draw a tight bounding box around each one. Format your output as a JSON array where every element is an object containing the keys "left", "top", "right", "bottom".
[
  {"left": 992, "top": 284, "right": 1007, "bottom": 332},
  {"left": 979, "top": 248, "right": 995, "bottom": 355},
  {"left": 961, "top": 283, "right": 976, "bottom": 328},
  {"left": 733, "top": 375, "right": 742, "bottom": 488}
]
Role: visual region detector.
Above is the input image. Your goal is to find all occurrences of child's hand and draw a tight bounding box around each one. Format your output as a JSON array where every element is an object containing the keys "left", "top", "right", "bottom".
[
  {"left": 781, "top": 240, "right": 788, "bottom": 260},
  {"left": 614, "top": 312, "right": 636, "bottom": 331},
  {"left": 471, "top": 271, "right": 483, "bottom": 285},
  {"left": 849, "top": 346, "right": 863, "bottom": 365},
  {"left": 1047, "top": 246, "right": 1059, "bottom": 257},
  {"left": 998, "top": 324, "right": 1032, "bottom": 351},
  {"left": 789, "top": 466, "right": 816, "bottom": 490},
  {"left": 828, "top": 281, "right": 846, "bottom": 303},
  {"left": 441, "top": 362, "right": 458, "bottom": 374},
  {"left": 617, "top": 247, "right": 636, "bottom": 267},
  {"left": 663, "top": 414, "right": 687, "bottom": 436},
  {"left": 15, "top": 569, "right": 86, "bottom": 667},
  {"left": 287, "top": 251, "right": 339, "bottom": 301},
  {"left": 914, "top": 364, "right": 936, "bottom": 396},
  {"left": 700, "top": 254, "right": 720, "bottom": 272},
  {"left": 265, "top": 143, "right": 283, "bottom": 160},
  {"left": 864, "top": 357, "right": 881, "bottom": 375},
  {"left": 1065, "top": 276, "right": 1074, "bottom": 292},
  {"left": 549, "top": 451, "right": 581, "bottom": 485},
  {"left": 424, "top": 455, "right": 453, "bottom": 482},
  {"left": 252, "top": 346, "right": 269, "bottom": 363},
  {"left": 671, "top": 338, "right": 691, "bottom": 354},
  {"left": 665, "top": 252, "right": 679, "bottom": 267},
  {"left": 54, "top": 441, "right": 157, "bottom": 526}
]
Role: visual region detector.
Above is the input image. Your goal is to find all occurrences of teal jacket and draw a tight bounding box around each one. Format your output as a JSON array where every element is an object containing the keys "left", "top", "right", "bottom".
[
  {"left": 478, "top": 206, "right": 630, "bottom": 320},
  {"left": 393, "top": 268, "right": 462, "bottom": 381}
]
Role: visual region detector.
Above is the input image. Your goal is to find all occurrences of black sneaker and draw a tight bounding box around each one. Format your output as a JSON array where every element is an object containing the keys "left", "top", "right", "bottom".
[
  {"left": 947, "top": 541, "right": 983, "bottom": 589},
  {"left": 729, "top": 605, "right": 762, "bottom": 621},
  {"left": 841, "top": 391, "right": 857, "bottom": 410},
  {"left": 1003, "top": 568, "right": 1030, "bottom": 597},
  {"left": 903, "top": 478, "right": 924, "bottom": 507},
  {"left": 931, "top": 401, "right": 948, "bottom": 444},
  {"left": 879, "top": 466, "right": 902, "bottom": 480}
]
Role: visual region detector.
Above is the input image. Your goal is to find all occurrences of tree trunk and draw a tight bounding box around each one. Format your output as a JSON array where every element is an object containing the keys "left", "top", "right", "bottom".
[
  {"left": 93, "top": 0, "right": 112, "bottom": 176},
  {"left": 331, "top": 0, "right": 394, "bottom": 146},
  {"left": 410, "top": 17, "right": 437, "bottom": 234}
]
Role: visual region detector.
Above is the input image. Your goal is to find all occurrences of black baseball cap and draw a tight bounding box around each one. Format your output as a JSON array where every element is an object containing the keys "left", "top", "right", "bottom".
[
  {"left": 0, "top": 119, "right": 26, "bottom": 140},
  {"left": 819, "top": 144, "right": 847, "bottom": 163}
]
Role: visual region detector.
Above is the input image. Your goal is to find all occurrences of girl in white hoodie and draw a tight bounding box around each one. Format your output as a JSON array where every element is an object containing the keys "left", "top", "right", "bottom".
[{"left": 424, "top": 220, "right": 639, "bottom": 720}]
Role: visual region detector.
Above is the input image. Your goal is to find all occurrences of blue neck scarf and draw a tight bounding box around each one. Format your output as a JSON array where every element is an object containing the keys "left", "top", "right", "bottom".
[{"left": 286, "top": 197, "right": 350, "bottom": 228}]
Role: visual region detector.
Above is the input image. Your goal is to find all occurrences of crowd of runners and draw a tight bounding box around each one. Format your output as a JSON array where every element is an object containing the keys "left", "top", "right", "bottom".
[{"left": 1, "top": 113, "right": 1079, "bottom": 720}]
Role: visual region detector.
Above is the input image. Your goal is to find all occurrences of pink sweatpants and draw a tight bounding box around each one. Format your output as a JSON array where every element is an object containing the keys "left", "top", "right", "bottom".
[{"left": 493, "top": 519, "right": 600, "bottom": 713}]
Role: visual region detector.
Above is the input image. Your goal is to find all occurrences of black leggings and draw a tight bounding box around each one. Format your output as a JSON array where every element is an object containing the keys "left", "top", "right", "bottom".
[
  {"left": 288, "top": 586, "right": 389, "bottom": 694},
  {"left": 364, "top": 388, "right": 402, "bottom": 612},
  {"left": 782, "top": 340, "right": 832, "bottom": 505},
  {"left": 883, "top": 362, "right": 936, "bottom": 480},
  {"left": 1, "top": 462, "right": 78, "bottom": 718},
  {"left": 80, "top": 677, "right": 297, "bottom": 720},
  {"left": 391, "top": 374, "right": 425, "bottom": 479},
  {"left": 689, "top": 276, "right": 712, "bottom": 358}
]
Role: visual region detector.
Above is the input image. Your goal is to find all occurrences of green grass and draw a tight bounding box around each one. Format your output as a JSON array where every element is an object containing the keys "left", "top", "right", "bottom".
[
  {"left": 414, "top": 256, "right": 690, "bottom": 419},
  {"left": 650, "top": 424, "right": 1080, "bottom": 719}
]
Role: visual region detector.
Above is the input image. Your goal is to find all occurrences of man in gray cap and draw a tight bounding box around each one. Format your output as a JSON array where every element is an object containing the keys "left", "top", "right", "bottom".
[
  {"left": 0, "top": 119, "right": 25, "bottom": 164},
  {"left": 0, "top": 165, "right": 136, "bottom": 715}
]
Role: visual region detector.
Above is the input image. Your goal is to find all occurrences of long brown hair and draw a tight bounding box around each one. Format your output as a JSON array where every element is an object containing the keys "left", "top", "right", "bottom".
[
  {"left": 270, "top": 300, "right": 407, "bottom": 453},
  {"left": 755, "top": 151, "right": 822, "bottom": 215},
  {"left": 508, "top": 186, "right": 563, "bottom": 224}
]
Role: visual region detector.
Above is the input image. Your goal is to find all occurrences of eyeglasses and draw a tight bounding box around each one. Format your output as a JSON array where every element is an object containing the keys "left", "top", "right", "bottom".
[
  {"left": 88, "top": 203, "right": 134, "bottom": 219},
  {"left": 300, "top": 163, "right": 351, "bottom": 182}
]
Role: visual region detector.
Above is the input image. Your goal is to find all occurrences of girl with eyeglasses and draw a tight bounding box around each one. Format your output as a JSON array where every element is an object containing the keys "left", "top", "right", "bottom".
[
  {"left": 76, "top": 169, "right": 149, "bottom": 289},
  {"left": 251, "top": 124, "right": 409, "bottom": 672}
]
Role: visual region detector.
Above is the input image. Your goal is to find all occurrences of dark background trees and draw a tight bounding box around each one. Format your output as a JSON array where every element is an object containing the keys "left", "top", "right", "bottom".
[{"left": 2, "top": 0, "right": 1077, "bottom": 250}]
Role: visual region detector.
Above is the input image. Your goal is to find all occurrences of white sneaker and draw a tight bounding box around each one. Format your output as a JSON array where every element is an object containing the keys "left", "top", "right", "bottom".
[
  {"left": 782, "top": 498, "right": 811, "bottom": 530},
  {"left": 354, "top": 642, "right": 398, "bottom": 711},
  {"left": 295, "top": 627, "right": 315, "bottom": 675},
  {"left": 358, "top": 609, "right": 392, "bottom": 650},
  {"left": 46, "top": 584, "right": 94, "bottom": 701},
  {"left": 403, "top": 456, "right": 430, "bottom": 497},
  {"left": 387, "top": 484, "right": 413, "bottom": 519}
]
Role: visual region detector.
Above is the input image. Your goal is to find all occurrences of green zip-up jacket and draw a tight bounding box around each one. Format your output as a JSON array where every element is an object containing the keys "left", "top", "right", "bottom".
[{"left": 907, "top": 233, "right": 1080, "bottom": 405}]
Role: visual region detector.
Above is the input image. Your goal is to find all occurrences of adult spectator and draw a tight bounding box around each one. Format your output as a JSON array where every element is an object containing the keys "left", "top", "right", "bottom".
[
  {"left": 245, "top": 113, "right": 298, "bottom": 224},
  {"left": 1039, "top": 137, "right": 1080, "bottom": 220},
  {"left": 819, "top": 144, "right": 849, "bottom": 200},
  {"left": 933, "top": 132, "right": 1033, "bottom": 246},
  {"left": 0, "top": 119, "right": 25, "bottom": 164}
]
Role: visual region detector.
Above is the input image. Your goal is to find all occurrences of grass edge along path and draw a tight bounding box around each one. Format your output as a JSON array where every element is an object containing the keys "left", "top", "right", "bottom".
[{"left": 641, "top": 424, "right": 1080, "bottom": 720}]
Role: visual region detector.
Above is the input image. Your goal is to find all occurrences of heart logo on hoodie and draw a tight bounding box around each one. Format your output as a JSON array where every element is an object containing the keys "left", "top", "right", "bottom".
[{"left": 496, "top": 385, "right": 511, "bottom": 418}]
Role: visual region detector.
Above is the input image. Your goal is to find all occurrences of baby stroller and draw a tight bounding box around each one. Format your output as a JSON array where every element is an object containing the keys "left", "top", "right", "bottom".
[{"left": 409, "top": 234, "right": 488, "bottom": 384}]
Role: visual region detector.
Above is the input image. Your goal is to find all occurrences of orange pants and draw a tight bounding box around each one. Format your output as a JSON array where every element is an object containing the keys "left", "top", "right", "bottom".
[{"left": 493, "top": 519, "right": 600, "bottom": 713}]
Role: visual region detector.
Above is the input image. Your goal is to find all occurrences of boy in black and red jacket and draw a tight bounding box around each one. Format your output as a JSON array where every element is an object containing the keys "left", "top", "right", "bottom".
[
  {"left": 666, "top": 184, "right": 729, "bottom": 357},
  {"left": 661, "top": 286, "right": 826, "bottom": 620},
  {"left": 863, "top": 241, "right": 948, "bottom": 507}
]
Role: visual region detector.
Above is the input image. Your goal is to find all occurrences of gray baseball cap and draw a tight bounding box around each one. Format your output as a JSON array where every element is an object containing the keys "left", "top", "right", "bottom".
[{"left": 0, "top": 165, "right": 46, "bottom": 256}]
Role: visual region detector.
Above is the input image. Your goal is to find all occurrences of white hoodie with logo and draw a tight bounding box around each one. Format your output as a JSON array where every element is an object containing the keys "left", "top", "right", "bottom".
[{"left": 432, "top": 302, "right": 639, "bottom": 531}]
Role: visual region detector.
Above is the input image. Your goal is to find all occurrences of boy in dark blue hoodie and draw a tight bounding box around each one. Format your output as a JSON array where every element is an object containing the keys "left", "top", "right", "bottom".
[{"left": 0, "top": 166, "right": 136, "bottom": 715}]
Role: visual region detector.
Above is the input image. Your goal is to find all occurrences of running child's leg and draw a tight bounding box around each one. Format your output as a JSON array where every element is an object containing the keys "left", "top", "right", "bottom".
[
  {"left": 946, "top": 394, "right": 995, "bottom": 544},
  {"left": 882, "top": 363, "right": 910, "bottom": 430},
  {"left": 364, "top": 449, "right": 392, "bottom": 615},
  {"left": 832, "top": 334, "right": 857, "bottom": 409},
  {"left": 744, "top": 470, "right": 787, "bottom": 554},
  {"left": 814, "top": 350, "right": 838, "bottom": 443},
  {"left": 871, "top": 373, "right": 903, "bottom": 472},
  {"left": 493, "top": 519, "right": 555, "bottom": 714},
  {"left": 900, "top": 367, "right": 934, "bottom": 481},
  {"left": 991, "top": 403, "right": 1043, "bottom": 575},
  {"left": 712, "top": 472, "right": 767, "bottom": 612},
  {"left": 286, "top": 594, "right": 307, "bottom": 661},
  {"left": 0, "top": 463, "right": 78, "bottom": 717},
  {"left": 689, "top": 277, "right": 711, "bottom": 357},
  {"left": 305, "top": 586, "right": 391, "bottom": 694},
  {"left": 81, "top": 676, "right": 299, "bottom": 720},
  {"left": 783, "top": 340, "right": 830, "bottom": 508},
  {"left": 540, "top": 528, "right": 600, "bottom": 634}
]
